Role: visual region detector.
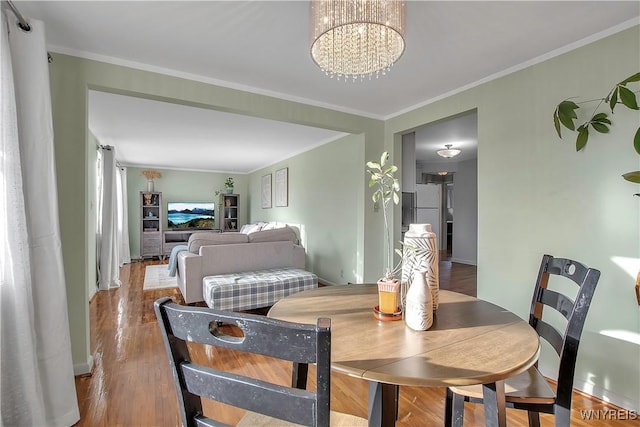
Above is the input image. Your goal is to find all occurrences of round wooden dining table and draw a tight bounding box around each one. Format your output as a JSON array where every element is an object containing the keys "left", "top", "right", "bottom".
[{"left": 268, "top": 284, "right": 540, "bottom": 427}]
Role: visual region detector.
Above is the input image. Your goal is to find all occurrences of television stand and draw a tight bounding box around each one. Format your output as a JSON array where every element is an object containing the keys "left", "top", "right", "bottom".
[{"left": 163, "top": 229, "right": 219, "bottom": 257}]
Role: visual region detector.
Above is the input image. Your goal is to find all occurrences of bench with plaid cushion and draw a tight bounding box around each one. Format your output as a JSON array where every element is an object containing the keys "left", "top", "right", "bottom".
[{"left": 202, "top": 267, "right": 318, "bottom": 311}]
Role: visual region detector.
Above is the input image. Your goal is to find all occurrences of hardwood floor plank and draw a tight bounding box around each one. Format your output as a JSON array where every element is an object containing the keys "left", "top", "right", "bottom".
[{"left": 74, "top": 258, "right": 630, "bottom": 426}]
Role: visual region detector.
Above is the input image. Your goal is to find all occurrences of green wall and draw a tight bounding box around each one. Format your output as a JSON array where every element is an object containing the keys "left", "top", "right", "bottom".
[
  {"left": 126, "top": 167, "right": 247, "bottom": 258},
  {"left": 386, "top": 26, "right": 640, "bottom": 410},
  {"left": 248, "top": 133, "right": 365, "bottom": 284}
]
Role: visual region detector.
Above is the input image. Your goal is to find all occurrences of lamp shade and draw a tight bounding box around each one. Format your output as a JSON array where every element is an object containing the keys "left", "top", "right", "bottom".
[
  {"left": 436, "top": 144, "right": 461, "bottom": 158},
  {"left": 310, "top": 0, "right": 406, "bottom": 80}
]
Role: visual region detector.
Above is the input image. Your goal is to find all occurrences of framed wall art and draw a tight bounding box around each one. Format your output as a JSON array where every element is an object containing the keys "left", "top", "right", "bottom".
[
  {"left": 275, "top": 167, "right": 288, "bottom": 207},
  {"left": 261, "top": 174, "right": 272, "bottom": 208}
]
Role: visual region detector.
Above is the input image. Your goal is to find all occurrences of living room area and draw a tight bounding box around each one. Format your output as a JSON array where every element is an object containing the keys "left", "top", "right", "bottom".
[{"left": 3, "top": 1, "right": 639, "bottom": 426}]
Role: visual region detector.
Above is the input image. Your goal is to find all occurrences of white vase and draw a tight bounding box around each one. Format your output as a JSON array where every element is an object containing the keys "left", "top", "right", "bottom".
[
  {"left": 404, "top": 270, "right": 433, "bottom": 331},
  {"left": 401, "top": 223, "right": 439, "bottom": 311},
  {"left": 147, "top": 179, "right": 154, "bottom": 192}
]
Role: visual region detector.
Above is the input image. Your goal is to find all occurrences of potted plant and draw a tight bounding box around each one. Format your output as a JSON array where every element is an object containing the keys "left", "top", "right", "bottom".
[
  {"left": 552, "top": 72, "right": 639, "bottom": 190},
  {"left": 367, "top": 151, "right": 403, "bottom": 314},
  {"left": 142, "top": 170, "right": 161, "bottom": 192},
  {"left": 225, "top": 177, "right": 234, "bottom": 194}
]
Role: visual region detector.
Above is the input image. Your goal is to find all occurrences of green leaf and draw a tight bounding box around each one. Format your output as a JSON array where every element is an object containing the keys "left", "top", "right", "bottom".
[
  {"left": 372, "top": 191, "right": 380, "bottom": 203},
  {"left": 634, "top": 127, "right": 640, "bottom": 156},
  {"left": 609, "top": 87, "right": 618, "bottom": 112},
  {"left": 557, "top": 100, "right": 579, "bottom": 131},
  {"left": 393, "top": 192, "right": 399, "bottom": 205},
  {"left": 620, "top": 72, "right": 640, "bottom": 85},
  {"left": 558, "top": 100, "right": 579, "bottom": 118},
  {"left": 369, "top": 179, "right": 376, "bottom": 187},
  {"left": 380, "top": 152, "right": 389, "bottom": 166},
  {"left": 618, "top": 86, "right": 639, "bottom": 110},
  {"left": 576, "top": 128, "right": 589, "bottom": 151},
  {"left": 366, "top": 161, "right": 380, "bottom": 170},
  {"left": 622, "top": 171, "right": 640, "bottom": 184},
  {"left": 553, "top": 111, "right": 562, "bottom": 138},
  {"left": 592, "top": 112, "right": 608, "bottom": 122},
  {"left": 591, "top": 122, "right": 609, "bottom": 133}
]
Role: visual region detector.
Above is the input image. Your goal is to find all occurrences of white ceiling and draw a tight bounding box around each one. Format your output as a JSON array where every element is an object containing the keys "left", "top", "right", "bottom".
[{"left": 15, "top": 1, "right": 640, "bottom": 172}]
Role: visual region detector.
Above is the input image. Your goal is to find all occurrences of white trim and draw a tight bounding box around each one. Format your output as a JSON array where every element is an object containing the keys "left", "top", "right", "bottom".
[
  {"left": 451, "top": 258, "right": 477, "bottom": 266},
  {"left": 73, "top": 355, "right": 94, "bottom": 376},
  {"left": 317, "top": 277, "right": 348, "bottom": 287},
  {"left": 386, "top": 18, "right": 640, "bottom": 120},
  {"left": 47, "top": 45, "right": 384, "bottom": 120},
  {"left": 572, "top": 377, "right": 639, "bottom": 413}
]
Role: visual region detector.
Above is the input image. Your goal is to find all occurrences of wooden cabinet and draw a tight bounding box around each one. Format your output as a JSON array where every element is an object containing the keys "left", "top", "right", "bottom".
[
  {"left": 140, "top": 191, "right": 162, "bottom": 259},
  {"left": 219, "top": 193, "right": 239, "bottom": 232}
]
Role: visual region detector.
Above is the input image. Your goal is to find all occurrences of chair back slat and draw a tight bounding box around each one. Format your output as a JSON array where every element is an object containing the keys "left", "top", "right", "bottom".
[
  {"left": 162, "top": 303, "right": 319, "bottom": 363},
  {"left": 155, "top": 297, "right": 332, "bottom": 427},
  {"left": 539, "top": 288, "right": 574, "bottom": 320},
  {"left": 181, "top": 363, "right": 317, "bottom": 426},
  {"left": 534, "top": 320, "right": 564, "bottom": 355}
]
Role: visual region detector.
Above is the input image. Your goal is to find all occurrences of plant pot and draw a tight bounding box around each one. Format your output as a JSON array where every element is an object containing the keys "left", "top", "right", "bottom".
[
  {"left": 226, "top": 187, "right": 233, "bottom": 194},
  {"left": 377, "top": 278, "right": 401, "bottom": 314},
  {"left": 147, "top": 180, "right": 154, "bottom": 192}
]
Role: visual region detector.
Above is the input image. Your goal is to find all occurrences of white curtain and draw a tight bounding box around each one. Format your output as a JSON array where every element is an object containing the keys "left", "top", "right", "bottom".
[
  {"left": 97, "top": 146, "right": 120, "bottom": 290},
  {"left": 0, "top": 13, "right": 79, "bottom": 427},
  {"left": 117, "top": 166, "right": 131, "bottom": 266}
]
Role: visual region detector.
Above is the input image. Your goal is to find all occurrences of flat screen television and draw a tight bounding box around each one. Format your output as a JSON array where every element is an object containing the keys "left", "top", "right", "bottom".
[{"left": 167, "top": 202, "right": 215, "bottom": 230}]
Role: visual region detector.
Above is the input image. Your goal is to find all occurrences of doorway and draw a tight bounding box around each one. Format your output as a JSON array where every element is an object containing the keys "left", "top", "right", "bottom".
[{"left": 401, "top": 110, "right": 478, "bottom": 268}]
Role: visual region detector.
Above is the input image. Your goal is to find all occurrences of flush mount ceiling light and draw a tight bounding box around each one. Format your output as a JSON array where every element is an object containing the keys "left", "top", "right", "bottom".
[
  {"left": 437, "top": 144, "right": 461, "bottom": 159},
  {"left": 310, "top": 0, "right": 406, "bottom": 81}
]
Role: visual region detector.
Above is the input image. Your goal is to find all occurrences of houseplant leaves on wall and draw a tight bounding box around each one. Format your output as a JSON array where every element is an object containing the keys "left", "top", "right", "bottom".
[{"left": 553, "top": 72, "right": 640, "bottom": 187}]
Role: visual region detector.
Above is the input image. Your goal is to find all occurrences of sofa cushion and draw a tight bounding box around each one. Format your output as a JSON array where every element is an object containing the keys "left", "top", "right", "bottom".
[
  {"left": 247, "top": 226, "right": 298, "bottom": 244},
  {"left": 239, "top": 222, "right": 265, "bottom": 234},
  {"left": 188, "top": 232, "right": 249, "bottom": 253}
]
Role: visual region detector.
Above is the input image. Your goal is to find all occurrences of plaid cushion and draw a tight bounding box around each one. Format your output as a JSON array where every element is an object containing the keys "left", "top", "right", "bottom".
[{"left": 203, "top": 267, "right": 318, "bottom": 311}]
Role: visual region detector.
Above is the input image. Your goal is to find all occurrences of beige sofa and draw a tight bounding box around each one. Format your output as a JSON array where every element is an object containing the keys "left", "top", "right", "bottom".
[{"left": 176, "top": 226, "right": 306, "bottom": 303}]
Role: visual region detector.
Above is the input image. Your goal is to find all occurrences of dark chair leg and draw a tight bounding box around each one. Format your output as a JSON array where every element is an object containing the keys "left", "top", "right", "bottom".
[
  {"left": 452, "top": 392, "right": 465, "bottom": 427},
  {"left": 527, "top": 411, "right": 541, "bottom": 427},
  {"left": 444, "top": 388, "right": 454, "bottom": 427},
  {"left": 554, "top": 405, "right": 571, "bottom": 427}
]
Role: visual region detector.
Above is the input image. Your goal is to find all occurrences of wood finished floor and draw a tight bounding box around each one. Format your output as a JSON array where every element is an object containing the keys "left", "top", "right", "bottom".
[{"left": 74, "top": 258, "right": 631, "bottom": 426}]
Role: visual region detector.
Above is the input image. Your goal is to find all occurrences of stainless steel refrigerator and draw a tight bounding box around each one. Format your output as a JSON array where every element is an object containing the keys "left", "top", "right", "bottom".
[{"left": 414, "top": 183, "right": 441, "bottom": 240}]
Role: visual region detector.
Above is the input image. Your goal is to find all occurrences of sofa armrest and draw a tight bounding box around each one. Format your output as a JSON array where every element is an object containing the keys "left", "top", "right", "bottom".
[
  {"left": 177, "top": 251, "right": 203, "bottom": 304},
  {"left": 293, "top": 244, "right": 306, "bottom": 270}
]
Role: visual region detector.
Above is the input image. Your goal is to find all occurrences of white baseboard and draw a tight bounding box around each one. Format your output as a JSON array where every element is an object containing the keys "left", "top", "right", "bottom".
[
  {"left": 318, "top": 276, "right": 340, "bottom": 286},
  {"left": 573, "top": 378, "right": 639, "bottom": 412},
  {"left": 73, "top": 355, "right": 94, "bottom": 376},
  {"left": 450, "top": 258, "right": 477, "bottom": 266}
]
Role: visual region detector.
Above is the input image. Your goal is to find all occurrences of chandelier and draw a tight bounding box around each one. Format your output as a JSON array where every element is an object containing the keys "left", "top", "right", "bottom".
[
  {"left": 437, "top": 144, "right": 461, "bottom": 158},
  {"left": 310, "top": 0, "right": 406, "bottom": 80}
]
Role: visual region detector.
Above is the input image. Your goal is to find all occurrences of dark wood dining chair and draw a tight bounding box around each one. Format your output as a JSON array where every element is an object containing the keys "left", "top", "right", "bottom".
[
  {"left": 444, "top": 254, "right": 601, "bottom": 427},
  {"left": 154, "top": 297, "right": 367, "bottom": 427}
]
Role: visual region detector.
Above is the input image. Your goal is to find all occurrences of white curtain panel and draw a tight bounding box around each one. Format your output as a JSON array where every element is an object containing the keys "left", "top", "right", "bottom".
[
  {"left": 117, "top": 166, "right": 131, "bottom": 266},
  {"left": 97, "top": 146, "right": 120, "bottom": 290},
  {"left": 1, "top": 13, "right": 79, "bottom": 427}
]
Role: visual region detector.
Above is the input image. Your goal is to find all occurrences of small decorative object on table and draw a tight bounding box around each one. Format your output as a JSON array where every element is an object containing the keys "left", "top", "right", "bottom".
[
  {"left": 402, "top": 223, "right": 439, "bottom": 311},
  {"left": 404, "top": 270, "right": 433, "bottom": 331}
]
